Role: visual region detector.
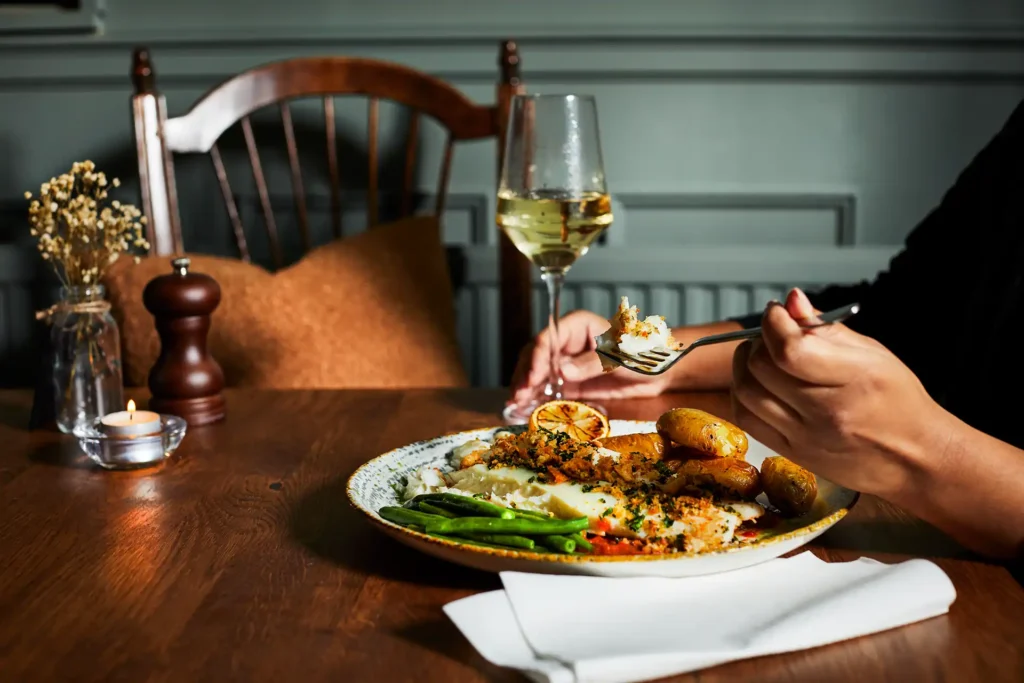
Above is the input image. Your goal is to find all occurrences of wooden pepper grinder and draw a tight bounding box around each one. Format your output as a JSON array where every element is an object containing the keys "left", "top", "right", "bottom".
[{"left": 144, "top": 257, "right": 226, "bottom": 425}]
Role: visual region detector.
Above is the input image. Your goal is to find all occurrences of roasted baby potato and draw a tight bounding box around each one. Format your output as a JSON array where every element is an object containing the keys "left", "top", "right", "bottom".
[
  {"left": 656, "top": 408, "right": 748, "bottom": 459},
  {"left": 660, "top": 456, "right": 762, "bottom": 500},
  {"left": 595, "top": 433, "right": 667, "bottom": 460},
  {"left": 761, "top": 456, "right": 818, "bottom": 516}
]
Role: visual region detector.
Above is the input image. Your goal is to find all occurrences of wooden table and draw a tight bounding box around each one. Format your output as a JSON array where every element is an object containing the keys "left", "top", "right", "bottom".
[{"left": 0, "top": 389, "right": 1021, "bottom": 682}]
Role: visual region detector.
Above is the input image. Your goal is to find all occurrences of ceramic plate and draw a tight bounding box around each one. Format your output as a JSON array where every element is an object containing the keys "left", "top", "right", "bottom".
[{"left": 347, "top": 420, "right": 858, "bottom": 577}]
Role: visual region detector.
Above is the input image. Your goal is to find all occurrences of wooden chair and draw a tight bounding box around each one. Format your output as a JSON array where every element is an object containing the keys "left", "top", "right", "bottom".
[{"left": 130, "top": 42, "right": 532, "bottom": 385}]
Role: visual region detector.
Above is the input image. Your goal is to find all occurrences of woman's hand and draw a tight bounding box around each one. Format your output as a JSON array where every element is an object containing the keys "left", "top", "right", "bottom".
[
  {"left": 733, "top": 287, "right": 1024, "bottom": 558},
  {"left": 730, "top": 288, "right": 955, "bottom": 500},
  {"left": 508, "top": 310, "right": 673, "bottom": 406},
  {"left": 508, "top": 309, "right": 745, "bottom": 407}
]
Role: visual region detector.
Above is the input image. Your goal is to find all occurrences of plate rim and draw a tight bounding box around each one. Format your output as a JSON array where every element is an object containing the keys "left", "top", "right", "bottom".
[{"left": 346, "top": 420, "right": 859, "bottom": 565}]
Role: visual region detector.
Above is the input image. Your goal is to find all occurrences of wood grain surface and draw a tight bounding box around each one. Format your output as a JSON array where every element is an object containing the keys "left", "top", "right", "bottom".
[{"left": 0, "top": 389, "right": 1021, "bottom": 683}]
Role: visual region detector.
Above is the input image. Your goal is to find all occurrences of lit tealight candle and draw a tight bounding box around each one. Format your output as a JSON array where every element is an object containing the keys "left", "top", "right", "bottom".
[{"left": 100, "top": 400, "right": 162, "bottom": 438}]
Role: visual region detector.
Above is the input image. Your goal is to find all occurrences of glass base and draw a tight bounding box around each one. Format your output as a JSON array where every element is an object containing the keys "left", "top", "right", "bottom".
[{"left": 501, "top": 394, "right": 608, "bottom": 425}]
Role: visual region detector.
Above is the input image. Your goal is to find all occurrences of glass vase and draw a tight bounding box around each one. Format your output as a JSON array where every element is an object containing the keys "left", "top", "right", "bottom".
[{"left": 50, "top": 285, "right": 124, "bottom": 434}]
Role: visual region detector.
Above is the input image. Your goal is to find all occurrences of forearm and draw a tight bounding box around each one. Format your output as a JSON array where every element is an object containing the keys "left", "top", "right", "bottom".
[
  {"left": 899, "top": 409, "right": 1024, "bottom": 558},
  {"left": 665, "top": 321, "right": 743, "bottom": 391}
]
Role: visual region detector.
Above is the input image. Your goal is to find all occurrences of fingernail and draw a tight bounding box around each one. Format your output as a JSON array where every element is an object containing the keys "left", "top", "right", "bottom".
[{"left": 788, "top": 287, "right": 813, "bottom": 308}]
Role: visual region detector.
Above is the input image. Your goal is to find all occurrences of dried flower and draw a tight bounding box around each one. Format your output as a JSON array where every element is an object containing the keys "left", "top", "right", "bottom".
[{"left": 26, "top": 160, "right": 150, "bottom": 288}]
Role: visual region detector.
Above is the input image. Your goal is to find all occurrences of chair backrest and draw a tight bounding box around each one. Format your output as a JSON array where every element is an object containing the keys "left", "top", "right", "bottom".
[{"left": 130, "top": 42, "right": 532, "bottom": 384}]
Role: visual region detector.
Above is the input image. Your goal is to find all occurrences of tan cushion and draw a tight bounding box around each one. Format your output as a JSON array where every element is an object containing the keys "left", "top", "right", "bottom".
[{"left": 105, "top": 216, "right": 467, "bottom": 389}]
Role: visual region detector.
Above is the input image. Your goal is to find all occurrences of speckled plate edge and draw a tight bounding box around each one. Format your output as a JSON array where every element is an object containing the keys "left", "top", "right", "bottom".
[{"left": 346, "top": 420, "right": 859, "bottom": 565}]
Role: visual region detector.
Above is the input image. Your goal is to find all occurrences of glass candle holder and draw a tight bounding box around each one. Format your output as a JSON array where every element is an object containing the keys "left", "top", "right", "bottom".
[{"left": 73, "top": 414, "right": 187, "bottom": 470}]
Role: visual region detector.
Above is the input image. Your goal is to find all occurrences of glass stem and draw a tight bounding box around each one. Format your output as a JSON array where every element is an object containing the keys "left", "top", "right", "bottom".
[{"left": 541, "top": 269, "right": 566, "bottom": 400}]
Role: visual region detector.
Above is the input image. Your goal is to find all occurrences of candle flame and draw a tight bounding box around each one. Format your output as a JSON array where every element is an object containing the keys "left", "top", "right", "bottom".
[{"left": 127, "top": 399, "right": 136, "bottom": 413}]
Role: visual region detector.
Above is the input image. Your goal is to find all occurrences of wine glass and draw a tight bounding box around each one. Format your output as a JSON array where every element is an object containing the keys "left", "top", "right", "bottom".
[{"left": 498, "top": 94, "right": 613, "bottom": 424}]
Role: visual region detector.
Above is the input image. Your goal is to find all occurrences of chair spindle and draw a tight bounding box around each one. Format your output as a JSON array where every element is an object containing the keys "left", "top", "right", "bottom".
[
  {"left": 434, "top": 134, "right": 454, "bottom": 217},
  {"left": 280, "top": 102, "right": 312, "bottom": 252},
  {"left": 209, "top": 142, "right": 251, "bottom": 262},
  {"left": 367, "top": 97, "right": 379, "bottom": 227},
  {"left": 324, "top": 96, "right": 342, "bottom": 238},
  {"left": 401, "top": 111, "right": 419, "bottom": 217},
  {"left": 241, "top": 115, "right": 282, "bottom": 268}
]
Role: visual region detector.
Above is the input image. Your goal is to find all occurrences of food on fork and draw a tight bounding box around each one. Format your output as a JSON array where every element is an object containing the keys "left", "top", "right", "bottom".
[
  {"left": 597, "top": 296, "right": 679, "bottom": 371},
  {"left": 656, "top": 407, "right": 749, "bottom": 459},
  {"left": 761, "top": 456, "right": 818, "bottom": 516}
]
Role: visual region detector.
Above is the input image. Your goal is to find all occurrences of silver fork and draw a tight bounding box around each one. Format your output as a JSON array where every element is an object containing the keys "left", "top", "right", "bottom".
[{"left": 595, "top": 302, "right": 860, "bottom": 376}]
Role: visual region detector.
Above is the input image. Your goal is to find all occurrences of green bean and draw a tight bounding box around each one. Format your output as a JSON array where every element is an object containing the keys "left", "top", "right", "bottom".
[
  {"left": 457, "top": 533, "right": 536, "bottom": 550},
  {"left": 427, "top": 533, "right": 528, "bottom": 551},
  {"left": 385, "top": 508, "right": 542, "bottom": 553},
  {"left": 538, "top": 535, "right": 577, "bottom": 554},
  {"left": 424, "top": 516, "right": 589, "bottom": 536},
  {"left": 513, "top": 508, "right": 553, "bottom": 520},
  {"left": 379, "top": 506, "right": 448, "bottom": 527},
  {"left": 571, "top": 533, "right": 594, "bottom": 553},
  {"left": 417, "top": 501, "right": 459, "bottom": 518},
  {"left": 412, "top": 493, "right": 515, "bottom": 519}
]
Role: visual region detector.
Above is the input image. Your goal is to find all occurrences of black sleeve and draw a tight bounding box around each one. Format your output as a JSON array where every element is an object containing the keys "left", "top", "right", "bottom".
[{"left": 731, "top": 98, "right": 1024, "bottom": 382}]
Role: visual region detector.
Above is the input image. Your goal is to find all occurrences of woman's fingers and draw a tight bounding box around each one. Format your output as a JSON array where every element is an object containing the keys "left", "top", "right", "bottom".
[
  {"left": 759, "top": 294, "right": 861, "bottom": 386},
  {"left": 730, "top": 387, "right": 790, "bottom": 456},
  {"left": 510, "top": 311, "right": 613, "bottom": 403},
  {"left": 513, "top": 353, "right": 606, "bottom": 405},
  {"left": 732, "top": 340, "right": 803, "bottom": 438},
  {"left": 572, "top": 371, "right": 664, "bottom": 399},
  {"left": 517, "top": 312, "right": 606, "bottom": 391},
  {"left": 561, "top": 352, "right": 604, "bottom": 382},
  {"left": 785, "top": 287, "right": 822, "bottom": 324},
  {"left": 743, "top": 334, "right": 837, "bottom": 418}
]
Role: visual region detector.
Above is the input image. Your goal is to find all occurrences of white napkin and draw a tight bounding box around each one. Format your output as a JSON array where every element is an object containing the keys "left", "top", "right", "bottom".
[{"left": 444, "top": 552, "right": 956, "bottom": 683}]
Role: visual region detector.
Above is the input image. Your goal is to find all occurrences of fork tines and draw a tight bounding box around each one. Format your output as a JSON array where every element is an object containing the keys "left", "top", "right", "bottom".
[
  {"left": 602, "top": 349, "right": 658, "bottom": 368},
  {"left": 602, "top": 348, "right": 675, "bottom": 369}
]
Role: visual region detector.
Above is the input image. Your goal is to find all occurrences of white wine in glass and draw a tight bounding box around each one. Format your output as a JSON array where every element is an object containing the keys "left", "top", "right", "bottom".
[
  {"left": 499, "top": 94, "right": 612, "bottom": 424},
  {"left": 497, "top": 189, "right": 613, "bottom": 272}
]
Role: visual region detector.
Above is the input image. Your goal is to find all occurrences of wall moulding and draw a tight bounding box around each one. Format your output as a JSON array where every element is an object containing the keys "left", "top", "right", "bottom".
[
  {"left": 2, "top": 4, "right": 1024, "bottom": 87},
  {"left": 0, "top": 0, "right": 104, "bottom": 37},
  {"left": 615, "top": 192, "right": 857, "bottom": 247},
  {"left": 3, "top": 0, "right": 1024, "bottom": 47}
]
